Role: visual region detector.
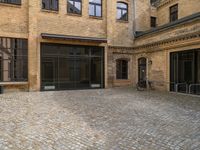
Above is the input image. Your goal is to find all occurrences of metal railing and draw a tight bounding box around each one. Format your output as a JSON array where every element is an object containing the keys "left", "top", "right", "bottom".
[
  {"left": 175, "top": 83, "right": 188, "bottom": 93},
  {"left": 189, "top": 84, "right": 200, "bottom": 95}
]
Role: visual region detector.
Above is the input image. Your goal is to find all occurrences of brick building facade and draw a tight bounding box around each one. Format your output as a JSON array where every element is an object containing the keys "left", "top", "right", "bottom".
[{"left": 0, "top": 0, "right": 199, "bottom": 94}]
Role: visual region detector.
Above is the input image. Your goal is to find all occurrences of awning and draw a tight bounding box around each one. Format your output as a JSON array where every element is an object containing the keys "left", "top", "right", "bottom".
[{"left": 41, "top": 33, "right": 107, "bottom": 43}]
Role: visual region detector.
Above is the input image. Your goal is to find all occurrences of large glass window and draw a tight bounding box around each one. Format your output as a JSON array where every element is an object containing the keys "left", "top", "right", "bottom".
[
  {"left": 0, "top": 37, "right": 28, "bottom": 82},
  {"left": 89, "top": 0, "right": 102, "bottom": 17},
  {"left": 42, "top": 0, "right": 59, "bottom": 11},
  {"left": 117, "top": 2, "right": 128, "bottom": 21},
  {"left": 67, "top": 0, "right": 82, "bottom": 15},
  {"left": 116, "top": 59, "right": 128, "bottom": 79},
  {"left": 0, "top": 0, "right": 21, "bottom": 5},
  {"left": 41, "top": 44, "right": 104, "bottom": 91},
  {"left": 170, "top": 4, "right": 178, "bottom": 22},
  {"left": 170, "top": 50, "right": 200, "bottom": 95}
]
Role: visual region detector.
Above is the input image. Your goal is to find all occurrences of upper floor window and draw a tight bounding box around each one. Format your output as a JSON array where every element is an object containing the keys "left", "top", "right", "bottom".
[
  {"left": 117, "top": 2, "right": 128, "bottom": 21},
  {"left": 67, "top": 0, "right": 82, "bottom": 15},
  {"left": 42, "top": 0, "right": 59, "bottom": 11},
  {"left": 0, "top": 0, "right": 21, "bottom": 5},
  {"left": 116, "top": 59, "right": 128, "bottom": 79},
  {"left": 89, "top": 0, "right": 102, "bottom": 17},
  {"left": 150, "top": 0, "right": 157, "bottom": 5},
  {"left": 170, "top": 4, "right": 178, "bottom": 22},
  {"left": 151, "top": 16, "right": 156, "bottom": 28}
]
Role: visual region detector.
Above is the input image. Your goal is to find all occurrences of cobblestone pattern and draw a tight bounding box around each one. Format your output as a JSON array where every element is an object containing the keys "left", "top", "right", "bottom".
[{"left": 0, "top": 88, "right": 200, "bottom": 150}]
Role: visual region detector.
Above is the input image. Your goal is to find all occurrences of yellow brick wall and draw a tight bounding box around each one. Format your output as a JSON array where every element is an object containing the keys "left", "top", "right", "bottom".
[
  {"left": 157, "top": 0, "right": 200, "bottom": 26},
  {"left": 0, "top": 1, "right": 28, "bottom": 38}
]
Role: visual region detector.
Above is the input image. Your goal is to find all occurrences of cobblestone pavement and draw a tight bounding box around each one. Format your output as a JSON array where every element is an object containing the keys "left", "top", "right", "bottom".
[{"left": 0, "top": 88, "right": 200, "bottom": 150}]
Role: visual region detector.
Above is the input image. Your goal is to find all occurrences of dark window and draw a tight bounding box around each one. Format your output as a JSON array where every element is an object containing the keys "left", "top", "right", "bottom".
[
  {"left": 67, "top": 0, "right": 82, "bottom": 15},
  {"left": 151, "top": 16, "right": 156, "bottom": 28},
  {"left": 116, "top": 59, "right": 128, "bottom": 79},
  {"left": 117, "top": 2, "right": 128, "bottom": 21},
  {"left": 170, "top": 4, "right": 178, "bottom": 22},
  {"left": 89, "top": 0, "right": 102, "bottom": 17},
  {"left": 42, "top": 0, "right": 59, "bottom": 11},
  {"left": 0, "top": 0, "right": 21, "bottom": 5},
  {"left": 41, "top": 44, "right": 104, "bottom": 91},
  {"left": 150, "top": 0, "right": 157, "bottom": 5},
  {"left": 0, "top": 37, "right": 28, "bottom": 82}
]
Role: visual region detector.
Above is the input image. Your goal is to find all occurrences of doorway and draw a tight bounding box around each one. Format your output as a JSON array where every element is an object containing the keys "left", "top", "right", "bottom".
[{"left": 138, "top": 57, "right": 147, "bottom": 88}]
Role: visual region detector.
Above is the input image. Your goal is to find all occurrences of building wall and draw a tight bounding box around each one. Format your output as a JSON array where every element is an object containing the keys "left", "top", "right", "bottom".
[
  {"left": 133, "top": 16, "right": 200, "bottom": 91},
  {"left": 26, "top": 0, "right": 134, "bottom": 90},
  {"left": 134, "top": 0, "right": 151, "bottom": 32},
  {"left": 157, "top": 0, "right": 200, "bottom": 26},
  {"left": 0, "top": 0, "right": 199, "bottom": 92},
  {"left": 0, "top": 1, "right": 28, "bottom": 38}
]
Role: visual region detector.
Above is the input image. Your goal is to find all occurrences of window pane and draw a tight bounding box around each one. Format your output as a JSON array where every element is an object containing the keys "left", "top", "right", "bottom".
[
  {"left": 42, "top": 0, "right": 58, "bottom": 11},
  {"left": 0, "top": 37, "right": 28, "bottom": 82},
  {"left": 89, "top": 0, "right": 102, "bottom": 17},
  {"left": 96, "top": 5, "right": 102, "bottom": 17},
  {"left": 117, "top": 2, "right": 128, "bottom": 21},
  {"left": 0, "top": 0, "right": 21, "bottom": 5},
  {"left": 68, "top": 0, "right": 82, "bottom": 14},
  {"left": 117, "top": 3, "right": 127, "bottom": 9},
  {"left": 116, "top": 60, "right": 128, "bottom": 79},
  {"left": 89, "top": 4, "right": 95, "bottom": 16},
  {"left": 117, "top": 9, "right": 121, "bottom": 20},
  {"left": 89, "top": 0, "right": 101, "bottom": 4}
]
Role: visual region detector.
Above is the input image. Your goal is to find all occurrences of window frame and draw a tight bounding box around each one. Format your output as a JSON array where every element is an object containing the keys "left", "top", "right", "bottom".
[
  {"left": 67, "top": 0, "right": 82, "bottom": 15},
  {"left": 0, "top": 37, "right": 28, "bottom": 82},
  {"left": 116, "top": 59, "right": 128, "bottom": 80},
  {"left": 0, "top": 0, "right": 21, "bottom": 5},
  {"left": 42, "top": 0, "right": 59, "bottom": 11},
  {"left": 169, "top": 4, "right": 178, "bottom": 22},
  {"left": 117, "top": 2, "right": 128, "bottom": 21},
  {"left": 150, "top": 16, "right": 157, "bottom": 28},
  {"left": 89, "top": 0, "right": 102, "bottom": 18}
]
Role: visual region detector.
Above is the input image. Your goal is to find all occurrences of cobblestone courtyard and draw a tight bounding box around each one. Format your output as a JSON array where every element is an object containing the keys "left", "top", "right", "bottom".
[{"left": 0, "top": 88, "right": 200, "bottom": 150}]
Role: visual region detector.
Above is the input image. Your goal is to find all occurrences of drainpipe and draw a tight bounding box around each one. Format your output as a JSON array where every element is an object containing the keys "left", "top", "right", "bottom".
[{"left": 146, "top": 57, "right": 149, "bottom": 90}]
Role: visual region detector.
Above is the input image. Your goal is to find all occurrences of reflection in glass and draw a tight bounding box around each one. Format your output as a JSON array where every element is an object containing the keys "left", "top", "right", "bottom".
[
  {"left": 89, "top": 0, "right": 102, "bottom": 17},
  {"left": 41, "top": 44, "right": 104, "bottom": 90},
  {"left": 0, "top": 37, "right": 28, "bottom": 82},
  {"left": 67, "top": 0, "right": 82, "bottom": 15},
  {"left": 117, "top": 2, "right": 128, "bottom": 21}
]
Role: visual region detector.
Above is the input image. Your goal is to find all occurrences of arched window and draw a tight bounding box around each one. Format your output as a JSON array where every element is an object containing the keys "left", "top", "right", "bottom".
[
  {"left": 117, "top": 2, "right": 128, "bottom": 21},
  {"left": 116, "top": 59, "right": 128, "bottom": 79},
  {"left": 89, "top": 0, "right": 102, "bottom": 17},
  {"left": 67, "top": 0, "right": 82, "bottom": 15}
]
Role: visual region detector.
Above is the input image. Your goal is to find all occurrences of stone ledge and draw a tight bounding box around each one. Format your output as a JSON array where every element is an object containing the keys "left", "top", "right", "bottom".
[{"left": 0, "top": 82, "right": 28, "bottom": 85}]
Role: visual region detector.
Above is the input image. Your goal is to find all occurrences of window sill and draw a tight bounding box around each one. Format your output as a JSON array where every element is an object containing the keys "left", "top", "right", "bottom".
[
  {"left": 89, "top": 16, "right": 103, "bottom": 20},
  {"left": 0, "top": 2, "right": 21, "bottom": 8},
  {"left": 0, "top": 82, "right": 28, "bottom": 85},
  {"left": 116, "top": 79, "right": 129, "bottom": 80},
  {"left": 116, "top": 20, "right": 129, "bottom": 23},
  {"left": 67, "top": 13, "right": 82, "bottom": 17},
  {"left": 41, "top": 9, "right": 59, "bottom": 14}
]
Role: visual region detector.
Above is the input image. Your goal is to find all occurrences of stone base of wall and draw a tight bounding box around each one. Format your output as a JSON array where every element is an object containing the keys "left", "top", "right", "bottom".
[
  {"left": 2, "top": 84, "right": 29, "bottom": 93},
  {"left": 113, "top": 80, "right": 132, "bottom": 87}
]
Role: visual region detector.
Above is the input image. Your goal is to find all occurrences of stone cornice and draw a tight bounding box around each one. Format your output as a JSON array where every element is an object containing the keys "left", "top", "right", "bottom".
[
  {"left": 133, "top": 31, "right": 200, "bottom": 50},
  {"left": 157, "top": 0, "right": 178, "bottom": 9},
  {"left": 109, "top": 31, "right": 200, "bottom": 54}
]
